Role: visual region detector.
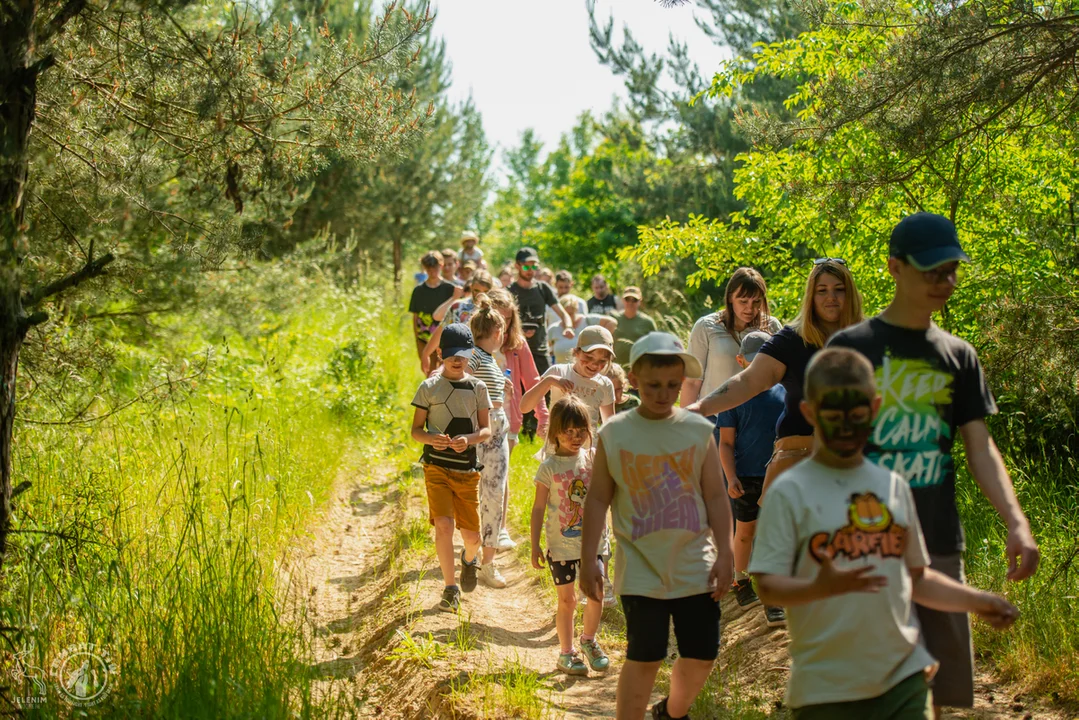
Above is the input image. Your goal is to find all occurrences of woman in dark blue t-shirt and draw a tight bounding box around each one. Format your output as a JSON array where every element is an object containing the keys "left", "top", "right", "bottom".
[{"left": 688, "top": 259, "right": 865, "bottom": 498}]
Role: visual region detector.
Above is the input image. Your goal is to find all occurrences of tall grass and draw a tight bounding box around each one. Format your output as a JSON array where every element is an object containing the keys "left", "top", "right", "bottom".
[
  {"left": 2, "top": 262, "right": 416, "bottom": 717},
  {"left": 959, "top": 440, "right": 1079, "bottom": 701}
]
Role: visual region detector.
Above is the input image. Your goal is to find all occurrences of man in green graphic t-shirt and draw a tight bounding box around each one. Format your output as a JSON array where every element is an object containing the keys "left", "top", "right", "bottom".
[{"left": 612, "top": 286, "right": 657, "bottom": 369}]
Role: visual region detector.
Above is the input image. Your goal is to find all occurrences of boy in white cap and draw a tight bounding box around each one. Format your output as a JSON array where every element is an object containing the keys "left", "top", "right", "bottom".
[{"left": 581, "top": 332, "right": 735, "bottom": 720}]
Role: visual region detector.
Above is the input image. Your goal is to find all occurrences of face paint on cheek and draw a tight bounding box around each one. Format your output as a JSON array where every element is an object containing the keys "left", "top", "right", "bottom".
[{"left": 816, "top": 388, "right": 873, "bottom": 457}]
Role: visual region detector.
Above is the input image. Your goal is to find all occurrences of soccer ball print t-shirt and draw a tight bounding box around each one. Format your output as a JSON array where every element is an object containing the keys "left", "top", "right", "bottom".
[{"left": 828, "top": 317, "right": 997, "bottom": 555}]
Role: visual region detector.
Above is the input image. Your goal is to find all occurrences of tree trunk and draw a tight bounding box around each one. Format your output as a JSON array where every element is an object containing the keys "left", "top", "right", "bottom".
[{"left": 0, "top": 0, "right": 39, "bottom": 570}]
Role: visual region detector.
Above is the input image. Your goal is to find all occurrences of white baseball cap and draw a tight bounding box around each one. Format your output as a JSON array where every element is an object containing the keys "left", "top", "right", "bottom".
[{"left": 628, "top": 332, "right": 702, "bottom": 379}]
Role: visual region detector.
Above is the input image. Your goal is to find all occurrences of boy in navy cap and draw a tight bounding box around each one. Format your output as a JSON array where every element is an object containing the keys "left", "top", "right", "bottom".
[
  {"left": 827, "top": 212, "right": 1039, "bottom": 711},
  {"left": 410, "top": 323, "right": 493, "bottom": 613}
]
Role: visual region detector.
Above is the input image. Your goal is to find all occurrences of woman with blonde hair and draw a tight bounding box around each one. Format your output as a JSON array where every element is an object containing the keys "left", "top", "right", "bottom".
[
  {"left": 688, "top": 258, "right": 863, "bottom": 484},
  {"left": 486, "top": 287, "right": 547, "bottom": 550}
]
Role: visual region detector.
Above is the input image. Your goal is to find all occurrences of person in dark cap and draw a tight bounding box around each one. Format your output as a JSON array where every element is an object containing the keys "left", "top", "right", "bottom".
[
  {"left": 508, "top": 247, "right": 574, "bottom": 438},
  {"left": 827, "top": 212, "right": 1039, "bottom": 713}
]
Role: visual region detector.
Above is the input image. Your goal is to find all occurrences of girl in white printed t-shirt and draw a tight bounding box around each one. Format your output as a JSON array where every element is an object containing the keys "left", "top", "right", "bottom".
[{"left": 520, "top": 325, "right": 616, "bottom": 432}]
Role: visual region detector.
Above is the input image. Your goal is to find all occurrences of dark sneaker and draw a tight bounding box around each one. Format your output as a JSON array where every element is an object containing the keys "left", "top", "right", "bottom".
[
  {"left": 460, "top": 550, "right": 479, "bottom": 593},
  {"left": 651, "top": 697, "right": 691, "bottom": 720},
  {"left": 765, "top": 605, "right": 787, "bottom": 628},
  {"left": 556, "top": 651, "right": 588, "bottom": 677},
  {"left": 439, "top": 586, "right": 460, "bottom": 613},
  {"left": 733, "top": 578, "right": 761, "bottom": 609}
]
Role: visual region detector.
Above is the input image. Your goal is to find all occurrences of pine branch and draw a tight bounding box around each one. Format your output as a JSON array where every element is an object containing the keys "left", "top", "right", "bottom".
[
  {"left": 22, "top": 252, "right": 116, "bottom": 311},
  {"left": 41, "top": 0, "right": 88, "bottom": 42}
]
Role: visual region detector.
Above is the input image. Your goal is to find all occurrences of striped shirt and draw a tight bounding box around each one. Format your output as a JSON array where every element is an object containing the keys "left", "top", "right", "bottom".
[{"left": 469, "top": 347, "right": 505, "bottom": 405}]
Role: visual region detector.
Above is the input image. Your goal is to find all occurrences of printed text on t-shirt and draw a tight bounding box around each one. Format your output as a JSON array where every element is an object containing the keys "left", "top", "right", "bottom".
[{"left": 619, "top": 448, "right": 701, "bottom": 540}]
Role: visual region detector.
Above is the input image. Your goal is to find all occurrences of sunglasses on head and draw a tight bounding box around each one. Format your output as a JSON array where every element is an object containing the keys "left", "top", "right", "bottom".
[{"left": 813, "top": 258, "right": 847, "bottom": 266}]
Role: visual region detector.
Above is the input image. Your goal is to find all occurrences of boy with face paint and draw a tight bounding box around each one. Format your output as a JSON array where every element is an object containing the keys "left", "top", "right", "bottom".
[{"left": 749, "top": 348, "right": 1018, "bottom": 720}]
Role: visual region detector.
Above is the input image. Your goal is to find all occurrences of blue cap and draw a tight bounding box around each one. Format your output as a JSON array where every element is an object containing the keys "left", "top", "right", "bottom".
[
  {"left": 439, "top": 323, "right": 473, "bottom": 359},
  {"left": 889, "top": 212, "right": 970, "bottom": 270}
]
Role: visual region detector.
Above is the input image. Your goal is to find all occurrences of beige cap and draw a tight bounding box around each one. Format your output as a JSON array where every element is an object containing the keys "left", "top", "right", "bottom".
[
  {"left": 628, "top": 332, "right": 703, "bottom": 378},
  {"left": 622, "top": 285, "right": 642, "bottom": 300},
  {"left": 576, "top": 325, "right": 614, "bottom": 354},
  {"left": 460, "top": 230, "right": 479, "bottom": 244}
]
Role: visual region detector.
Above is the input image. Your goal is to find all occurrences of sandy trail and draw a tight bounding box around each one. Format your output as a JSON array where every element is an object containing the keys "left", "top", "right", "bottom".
[{"left": 287, "top": 455, "right": 1071, "bottom": 719}]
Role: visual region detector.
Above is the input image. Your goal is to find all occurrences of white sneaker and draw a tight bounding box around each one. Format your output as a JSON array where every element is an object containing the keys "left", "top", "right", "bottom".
[
  {"left": 480, "top": 563, "right": 507, "bottom": 588},
  {"left": 497, "top": 528, "right": 517, "bottom": 551},
  {"left": 603, "top": 580, "right": 617, "bottom": 608}
]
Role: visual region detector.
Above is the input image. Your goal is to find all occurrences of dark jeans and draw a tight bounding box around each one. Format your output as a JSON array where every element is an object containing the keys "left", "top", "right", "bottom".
[{"left": 521, "top": 349, "right": 549, "bottom": 440}]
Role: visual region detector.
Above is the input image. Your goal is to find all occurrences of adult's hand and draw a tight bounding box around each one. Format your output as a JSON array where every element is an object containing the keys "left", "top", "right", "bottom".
[
  {"left": 727, "top": 477, "right": 744, "bottom": 499},
  {"left": 1005, "top": 524, "right": 1040, "bottom": 581},
  {"left": 562, "top": 327, "right": 575, "bottom": 339},
  {"left": 684, "top": 401, "right": 704, "bottom": 415}
]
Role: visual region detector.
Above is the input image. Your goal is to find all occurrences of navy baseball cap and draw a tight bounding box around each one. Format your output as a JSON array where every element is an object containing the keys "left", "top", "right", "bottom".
[
  {"left": 515, "top": 247, "right": 539, "bottom": 264},
  {"left": 889, "top": 212, "right": 970, "bottom": 270},
  {"left": 440, "top": 323, "right": 474, "bottom": 359}
]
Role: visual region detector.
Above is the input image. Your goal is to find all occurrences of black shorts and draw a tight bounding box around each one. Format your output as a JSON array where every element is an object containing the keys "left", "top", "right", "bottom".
[
  {"left": 547, "top": 554, "right": 604, "bottom": 587},
  {"left": 621, "top": 593, "right": 721, "bottom": 662},
  {"left": 731, "top": 476, "right": 764, "bottom": 523}
]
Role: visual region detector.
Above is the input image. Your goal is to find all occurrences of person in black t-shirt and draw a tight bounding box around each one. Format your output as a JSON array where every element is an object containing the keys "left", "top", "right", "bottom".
[
  {"left": 688, "top": 259, "right": 865, "bottom": 500},
  {"left": 586, "top": 274, "right": 622, "bottom": 316},
  {"left": 827, "top": 212, "right": 1039, "bottom": 711},
  {"left": 508, "top": 247, "right": 574, "bottom": 377},
  {"left": 409, "top": 251, "right": 457, "bottom": 375}
]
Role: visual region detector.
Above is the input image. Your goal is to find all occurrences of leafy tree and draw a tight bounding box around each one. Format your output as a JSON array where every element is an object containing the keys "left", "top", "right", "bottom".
[
  {"left": 0, "top": 0, "right": 430, "bottom": 566},
  {"left": 628, "top": 0, "right": 1079, "bottom": 436}
]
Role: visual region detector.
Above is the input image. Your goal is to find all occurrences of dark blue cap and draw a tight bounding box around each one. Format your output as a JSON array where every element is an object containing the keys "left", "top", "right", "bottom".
[
  {"left": 515, "top": 247, "right": 539, "bottom": 264},
  {"left": 889, "top": 212, "right": 970, "bottom": 270},
  {"left": 439, "top": 323, "right": 473, "bottom": 359}
]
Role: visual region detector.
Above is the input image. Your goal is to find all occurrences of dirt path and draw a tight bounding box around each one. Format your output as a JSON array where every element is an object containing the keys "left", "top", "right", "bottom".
[{"left": 286, "top": 454, "right": 1072, "bottom": 719}]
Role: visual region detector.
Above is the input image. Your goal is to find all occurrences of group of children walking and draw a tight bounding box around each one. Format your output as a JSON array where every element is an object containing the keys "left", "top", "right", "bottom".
[{"left": 408, "top": 215, "right": 1030, "bottom": 720}]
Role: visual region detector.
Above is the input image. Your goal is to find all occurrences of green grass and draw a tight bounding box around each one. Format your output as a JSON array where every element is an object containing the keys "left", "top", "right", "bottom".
[
  {"left": 449, "top": 659, "right": 552, "bottom": 720},
  {"left": 389, "top": 630, "right": 448, "bottom": 669},
  {"left": 958, "top": 441, "right": 1079, "bottom": 702},
  {"left": 3, "top": 264, "right": 420, "bottom": 718}
]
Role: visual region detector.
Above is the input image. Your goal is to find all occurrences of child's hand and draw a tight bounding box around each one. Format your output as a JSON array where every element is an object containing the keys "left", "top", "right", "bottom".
[
  {"left": 449, "top": 435, "right": 469, "bottom": 453},
  {"left": 709, "top": 549, "right": 734, "bottom": 600},
  {"left": 531, "top": 546, "right": 545, "bottom": 570},
  {"left": 580, "top": 557, "right": 605, "bottom": 603},
  {"left": 452, "top": 285, "right": 466, "bottom": 299},
  {"left": 812, "top": 554, "right": 888, "bottom": 597},
  {"left": 550, "top": 377, "right": 574, "bottom": 393},
  {"left": 974, "top": 592, "right": 1019, "bottom": 630},
  {"left": 430, "top": 433, "right": 452, "bottom": 450},
  {"left": 727, "top": 477, "right": 744, "bottom": 499}
]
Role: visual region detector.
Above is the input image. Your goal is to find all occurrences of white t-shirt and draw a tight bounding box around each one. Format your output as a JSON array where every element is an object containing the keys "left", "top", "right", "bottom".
[
  {"left": 598, "top": 408, "right": 718, "bottom": 599},
  {"left": 534, "top": 448, "right": 610, "bottom": 561},
  {"left": 547, "top": 316, "right": 588, "bottom": 364},
  {"left": 541, "top": 363, "right": 615, "bottom": 429},
  {"left": 749, "top": 458, "right": 936, "bottom": 709},
  {"left": 546, "top": 296, "right": 588, "bottom": 328},
  {"left": 460, "top": 247, "right": 484, "bottom": 265},
  {"left": 687, "top": 314, "right": 783, "bottom": 399}
]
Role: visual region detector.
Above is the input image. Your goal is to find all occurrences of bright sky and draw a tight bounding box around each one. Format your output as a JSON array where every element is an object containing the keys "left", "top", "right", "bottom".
[{"left": 433, "top": 0, "right": 730, "bottom": 177}]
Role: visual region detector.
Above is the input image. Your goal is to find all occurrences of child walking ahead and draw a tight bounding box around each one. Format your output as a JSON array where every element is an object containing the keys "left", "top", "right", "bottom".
[
  {"left": 469, "top": 295, "right": 511, "bottom": 588},
  {"left": 410, "top": 323, "right": 492, "bottom": 613},
  {"left": 530, "top": 396, "right": 611, "bottom": 677},
  {"left": 581, "top": 332, "right": 735, "bottom": 720},
  {"left": 750, "top": 348, "right": 1018, "bottom": 719},
  {"left": 521, "top": 325, "right": 616, "bottom": 431}
]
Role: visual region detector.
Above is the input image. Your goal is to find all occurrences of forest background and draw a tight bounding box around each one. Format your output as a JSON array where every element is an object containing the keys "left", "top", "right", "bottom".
[{"left": 0, "top": 0, "right": 1076, "bottom": 715}]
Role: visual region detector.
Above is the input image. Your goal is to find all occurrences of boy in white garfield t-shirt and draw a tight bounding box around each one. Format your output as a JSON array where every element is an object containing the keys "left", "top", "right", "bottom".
[
  {"left": 750, "top": 348, "right": 1018, "bottom": 719},
  {"left": 580, "top": 332, "right": 735, "bottom": 720}
]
